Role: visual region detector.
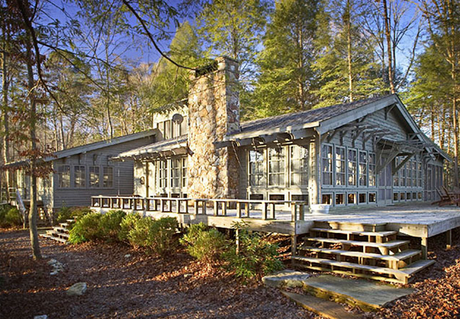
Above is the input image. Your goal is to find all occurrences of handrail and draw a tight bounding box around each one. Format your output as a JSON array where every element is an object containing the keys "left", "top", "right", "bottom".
[{"left": 90, "top": 195, "right": 309, "bottom": 221}]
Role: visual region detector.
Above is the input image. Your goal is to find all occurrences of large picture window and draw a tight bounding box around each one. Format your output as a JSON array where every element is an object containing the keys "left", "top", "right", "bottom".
[
  {"left": 181, "top": 158, "right": 187, "bottom": 188},
  {"left": 171, "top": 159, "right": 180, "bottom": 188},
  {"left": 249, "top": 150, "right": 265, "bottom": 186},
  {"left": 89, "top": 166, "right": 100, "bottom": 188},
  {"left": 103, "top": 166, "right": 113, "bottom": 188},
  {"left": 158, "top": 160, "right": 168, "bottom": 188},
  {"left": 335, "top": 147, "right": 346, "bottom": 186},
  {"left": 57, "top": 165, "right": 70, "bottom": 188},
  {"left": 290, "top": 145, "right": 308, "bottom": 186},
  {"left": 348, "top": 149, "right": 357, "bottom": 186},
  {"left": 268, "top": 147, "right": 285, "bottom": 186},
  {"left": 74, "top": 165, "right": 86, "bottom": 188},
  {"left": 369, "top": 153, "right": 376, "bottom": 187},
  {"left": 322, "top": 145, "right": 333, "bottom": 185}
]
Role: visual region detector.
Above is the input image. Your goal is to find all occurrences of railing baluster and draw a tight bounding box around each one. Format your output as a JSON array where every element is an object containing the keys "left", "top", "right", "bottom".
[
  {"left": 222, "top": 201, "right": 227, "bottom": 216},
  {"left": 262, "top": 203, "right": 268, "bottom": 220},
  {"left": 214, "top": 201, "right": 218, "bottom": 216},
  {"left": 236, "top": 202, "right": 241, "bottom": 218}
]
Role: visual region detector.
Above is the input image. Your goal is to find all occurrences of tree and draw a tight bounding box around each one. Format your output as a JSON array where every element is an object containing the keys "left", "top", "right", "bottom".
[
  {"left": 313, "top": 0, "right": 385, "bottom": 107},
  {"left": 251, "top": 0, "right": 324, "bottom": 118}
]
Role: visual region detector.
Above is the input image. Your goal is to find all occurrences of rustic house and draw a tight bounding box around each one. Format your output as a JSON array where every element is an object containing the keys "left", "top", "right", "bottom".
[
  {"left": 115, "top": 56, "right": 448, "bottom": 208},
  {"left": 7, "top": 130, "right": 157, "bottom": 212}
]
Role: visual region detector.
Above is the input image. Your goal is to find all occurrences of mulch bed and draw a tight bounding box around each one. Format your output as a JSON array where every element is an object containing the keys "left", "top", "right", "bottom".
[{"left": 0, "top": 228, "right": 459, "bottom": 319}]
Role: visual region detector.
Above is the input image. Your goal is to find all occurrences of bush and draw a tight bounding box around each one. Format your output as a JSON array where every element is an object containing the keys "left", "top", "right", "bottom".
[
  {"left": 127, "top": 217, "right": 178, "bottom": 256},
  {"left": 99, "top": 210, "right": 126, "bottom": 242},
  {"left": 223, "top": 223, "right": 284, "bottom": 280},
  {"left": 4, "top": 208, "right": 22, "bottom": 227},
  {"left": 68, "top": 213, "right": 102, "bottom": 244},
  {"left": 180, "top": 223, "right": 228, "bottom": 263},
  {"left": 56, "top": 206, "right": 92, "bottom": 223},
  {"left": 118, "top": 213, "right": 142, "bottom": 243}
]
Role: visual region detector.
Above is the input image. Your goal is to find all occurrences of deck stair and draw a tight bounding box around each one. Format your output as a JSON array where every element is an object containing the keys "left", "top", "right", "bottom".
[
  {"left": 293, "top": 221, "right": 434, "bottom": 284},
  {"left": 40, "top": 219, "right": 74, "bottom": 244}
]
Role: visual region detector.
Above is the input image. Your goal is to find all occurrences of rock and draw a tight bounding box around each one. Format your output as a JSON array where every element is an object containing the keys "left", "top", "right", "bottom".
[
  {"left": 50, "top": 271, "right": 58, "bottom": 276},
  {"left": 34, "top": 315, "right": 48, "bottom": 319},
  {"left": 262, "top": 270, "right": 311, "bottom": 288},
  {"left": 47, "top": 259, "right": 57, "bottom": 265},
  {"left": 66, "top": 282, "right": 87, "bottom": 296},
  {"left": 124, "top": 254, "right": 131, "bottom": 258}
]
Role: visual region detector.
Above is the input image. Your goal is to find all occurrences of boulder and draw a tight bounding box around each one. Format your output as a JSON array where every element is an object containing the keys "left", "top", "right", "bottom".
[{"left": 66, "top": 282, "right": 87, "bottom": 296}]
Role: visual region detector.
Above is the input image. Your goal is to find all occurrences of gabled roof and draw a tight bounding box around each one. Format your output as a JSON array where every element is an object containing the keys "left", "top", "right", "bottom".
[
  {"left": 227, "top": 95, "right": 401, "bottom": 140},
  {"left": 4, "top": 129, "right": 158, "bottom": 168}
]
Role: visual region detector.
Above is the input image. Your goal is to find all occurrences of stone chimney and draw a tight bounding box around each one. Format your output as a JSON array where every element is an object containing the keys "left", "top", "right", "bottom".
[{"left": 187, "top": 57, "right": 240, "bottom": 199}]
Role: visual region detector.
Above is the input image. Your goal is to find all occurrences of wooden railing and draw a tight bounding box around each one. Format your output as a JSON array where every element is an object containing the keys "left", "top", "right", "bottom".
[{"left": 91, "top": 196, "right": 309, "bottom": 222}]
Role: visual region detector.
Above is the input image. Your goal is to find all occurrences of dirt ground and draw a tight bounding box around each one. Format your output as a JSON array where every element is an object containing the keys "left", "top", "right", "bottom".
[{"left": 0, "top": 229, "right": 459, "bottom": 319}]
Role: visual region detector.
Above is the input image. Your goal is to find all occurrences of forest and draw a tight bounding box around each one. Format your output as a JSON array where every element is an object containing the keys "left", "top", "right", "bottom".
[{"left": 0, "top": 0, "right": 459, "bottom": 176}]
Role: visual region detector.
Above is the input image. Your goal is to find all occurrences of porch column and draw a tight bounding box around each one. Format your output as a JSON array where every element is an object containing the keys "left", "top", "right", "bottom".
[{"left": 308, "top": 136, "right": 321, "bottom": 205}]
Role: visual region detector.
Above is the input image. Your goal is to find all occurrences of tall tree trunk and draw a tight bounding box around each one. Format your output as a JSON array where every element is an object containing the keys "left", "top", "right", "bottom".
[
  {"left": 381, "top": 0, "right": 395, "bottom": 94},
  {"left": 1, "top": 20, "right": 10, "bottom": 201},
  {"left": 25, "top": 39, "right": 41, "bottom": 260},
  {"left": 345, "top": 0, "right": 353, "bottom": 102}
]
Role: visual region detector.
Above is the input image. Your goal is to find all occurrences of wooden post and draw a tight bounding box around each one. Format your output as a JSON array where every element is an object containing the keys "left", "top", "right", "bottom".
[
  {"left": 214, "top": 201, "right": 218, "bottom": 216},
  {"left": 185, "top": 199, "right": 189, "bottom": 214},
  {"left": 421, "top": 237, "right": 428, "bottom": 259},
  {"left": 291, "top": 235, "right": 297, "bottom": 265},
  {"left": 270, "top": 203, "right": 276, "bottom": 219},
  {"left": 202, "top": 201, "right": 207, "bottom": 215},
  {"left": 176, "top": 199, "right": 180, "bottom": 213},
  {"left": 194, "top": 200, "right": 199, "bottom": 215},
  {"left": 236, "top": 202, "right": 242, "bottom": 218},
  {"left": 262, "top": 203, "right": 268, "bottom": 220},
  {"left": 291, "top": 204, "right": 297, "bottom": 222},
  {"left": 222, "top": 201, "right": 227, "bottom": 216},
  {"left": 245, "top": 202, "right": 249, "bottom": 217},
  {"left": 447, "top": 230, "right": 452, "bottom": 249},
  {"left": 299, "top": 204, "right": 305, "bottom": 220}
]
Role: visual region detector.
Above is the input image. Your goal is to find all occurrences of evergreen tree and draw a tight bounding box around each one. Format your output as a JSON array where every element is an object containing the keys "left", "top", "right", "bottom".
[{"left": 251, "top": 0, "right": 324, "bottom": 118}]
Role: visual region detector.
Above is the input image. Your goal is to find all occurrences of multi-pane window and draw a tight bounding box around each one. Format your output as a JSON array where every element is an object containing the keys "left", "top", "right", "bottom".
[
  {"left": 322, "top": 145, "right": 333, "bottom": 185},
  {"left": 359, "top": 151, "right": 367, "bottom": 186},
  {"left": 249, "top": 150, "right": 265, "bottom": 186},
  {"left": 369, "top": 153, "right": 376, "bottom": 187},
  {"left": 417, "top": 161, "right": 422, "bottom": 187},
  {"left": 158, "top": 160, "right": 168, "bottom": 188},
  {"left": 335, "top": 147, "right": 346, "bottom": 186},
  {"left": 164, "top": 120, "right": 171, "bottom": 139},
  {"left": 57, "top": 165, "right": 70, "bottom": 188},
  {"left": 89, "top": 166, "right": 100, "bottom": 188},
  {"left": 181, "top": 116, "right": 188, "bottom": 136},
  {"left": 181, "top": 158, "right": 187, "bottom": 188},
  {"left": 103, "top": 166, "right": 113, "bottom": 188},
  {"left": 268, "top": 147, "right": 285, "bottom": 186},
  {"left": 290, "top": 145, "right": 308, "bottom": 186},
  {"left": 74, "top": 165, "right": 86, "bottom": 188},
  {"left": 171, "top": 159, "right": 180, "bottom": 188},
  {"left": 348, "top": 149, "right": 357, "bottom": 186}
]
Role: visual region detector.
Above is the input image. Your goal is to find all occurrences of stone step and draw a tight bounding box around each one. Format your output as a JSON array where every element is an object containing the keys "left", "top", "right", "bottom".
[
  {"left": 40, "top": 233, "right": 68, "bottom": 244},
  {"left": 292, "top": 256, "right": 433, "bottom": 284},
  {"left": 304, "top": 237, "right": 409, "bottom": 255},
  {"left": 310, "top": 228, "right": 397, "bottom": 242},
  {"left": 298, "top": 247, "right": 421, "bottom": 269},
  {"left": 281, "top": 291, "right": 361, "bottom": 319},
  {"left": 313, "top": 221, "right": 387, "bottom": 232}
]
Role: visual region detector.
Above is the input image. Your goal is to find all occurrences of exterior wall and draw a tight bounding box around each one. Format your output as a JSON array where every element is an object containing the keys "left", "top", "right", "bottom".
[
  {"left": 51, "top": 135, "right": 154, "bottom": 210},
  {"left": 187, "top": 56, "right": 240, "bottom": 199},
  {"left": 152, "top": 106, "right": 188, "bottom": 141}
]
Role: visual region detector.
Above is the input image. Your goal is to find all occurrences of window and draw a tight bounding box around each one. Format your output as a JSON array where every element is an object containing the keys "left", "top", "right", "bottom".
[
  {"left": 359, "top": 193, "right": 367, "bottom": 203},
  {"left": 164, "top": 120, "right": 171, "bottom": 139},
  {"left": 268, "top": 147, "right": 285, "bottom": 186},
  {"left": 417, "top": 161, "right": 422, "bottom": 187},
  {"left": 158, "top": 160, "right": 168, "bottom": 188},
  {"left": 89, "top": 166, "right": 100, "bottom": 188},
  {"left": 290, "top": 145, "right": 308, "bottom": 186},
  {"left": 369, "top": 153, "right": 376, "bottom": 187},
  {"left": 74, "top": 165, "right": 86, "bottom": 188},
  {"left": 249, "top": 150, "right": 265, "bottom": 186},
  {"left": 347, "top": 193, "right": 356, "bottom": 204},
  {"left": 103, "top": 166, "right": 113, "bottom": 188},
  {"left": 172, "top": 121, "right": 181, "bottom": 138},
  {"left": 57, "top": 165, "right": 70, "bottom": 188},
  {"left": 322, "top": 145, "right": 333, "bottom": 185},
  {"left": 322, "top": 194, "right": 332, "bottom": 204},
  {"left": 348, "top": 149, "right": 357, "bottom": 186},
  {"left": 336, "top": 193, "right": 345, "bottom": 205},
  {"left": 171, "top": 159, "right": 180, "bottom": 188},
  {"left": 369, "top": 193, "right": 376, "bottom": 203},
  {"left": 181, "top": 158, "right": 187, "bottom": 188},
  {"left": 335, "top": 147, "right": 346, "bottom": 186},
  {"left": 359, "top": 151, "right": 367, "bottom": 186},
  {"left": 181, "top": 116, "right": 188, "bottom": 135}
]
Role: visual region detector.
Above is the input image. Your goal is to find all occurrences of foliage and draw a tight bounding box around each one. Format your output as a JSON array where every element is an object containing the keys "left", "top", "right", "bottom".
[
  {"left": 118, "top": 213, "right": 142, "bottom": 243},
  {"left": 222, "top": 222, "right": 283, "bottom": 280},
  {"left": 0, "top": 205, "right": 15, "bottom": 227},
  {"left": 180, "top": 223, "right": 228, "bottom": 263},
  {"left": 99, "top": 210, "right": 127, "bottom": 242},
  {"left": 56, "top": 206, "right": 93, "bottom": 224},
  {"left": 68, "top": 213, "right": 102, "bottom": 244},
  {"left": 0, "top": 207, "right": 22, "bottom": 228}
]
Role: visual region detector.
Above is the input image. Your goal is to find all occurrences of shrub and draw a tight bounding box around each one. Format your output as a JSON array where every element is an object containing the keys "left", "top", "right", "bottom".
[
  {"left": 56, "top": 206, "right": 92, "bottom": 224},
  {"left": 127, "top": 217, "right": 178, "bottom": 256},
  {"left": 180, "top": 223, "right": 228, "bottom": 263},
  {"left": 118, "top": 213, "right": 142, "bottom": 243},
  {"left": 56, "top": 207, "right": 72, "bottom": 223},
  {"left": 223, "top": 223, "right": 284, "bottom": 280},
  {"left": 68, "top": 213, "right": 102, "bottom": 244},
  {"left": 99, "top": 210, "right": 126, "bottom": 242},
  {"left": 4, "top": 208, "right": 22, "bottom": 227}
]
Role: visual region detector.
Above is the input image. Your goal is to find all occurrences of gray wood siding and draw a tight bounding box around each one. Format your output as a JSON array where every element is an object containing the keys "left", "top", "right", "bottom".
[{"left": 51, "top": 136, "right": 153, "bottom": 210}]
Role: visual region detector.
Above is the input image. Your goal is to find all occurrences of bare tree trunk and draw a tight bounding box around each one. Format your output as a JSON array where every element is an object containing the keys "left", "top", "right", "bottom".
[
  {"left": 346, "top": 0, "right": 354, "bottom": 102},
  {"left": 1, "top": 20, "right": 10, "bottom": 201},
  {"left": 381, "top": 0, "right": 395, "bottom": 94},
  {"left": 25, "top": 39, "right": 41, "bottom": 260}
]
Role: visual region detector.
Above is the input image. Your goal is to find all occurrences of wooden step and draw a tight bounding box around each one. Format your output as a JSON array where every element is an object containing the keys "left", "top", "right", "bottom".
[
  {"left": 305, "top": 237, "right": 409, "bottom": 255},
  {"left": 53, "top": 226, "right": 70, "bottom": 233},
  {"left": 399, "top": 259, "right": 435, "bottom": 275},
  {"left": 45, "top": 230, "right": 69, "bottom": 239},
  {"left": 292, "top": 256, "right": 410, "bottom": 283},
  {"left": 310, "top": 228, "right": 397, "bottom": 242},
  {"left": 40, "top": 234, "right": 68, "bottom": 244},
  {"left": 298, "top": 247, "right": 421, "bottom": 269},
  {"left": 313, "top": 221, "right": 387, "bottom": 232},
  {"left": 59, "top": 222, "right": 71, "bottom": 228}
]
